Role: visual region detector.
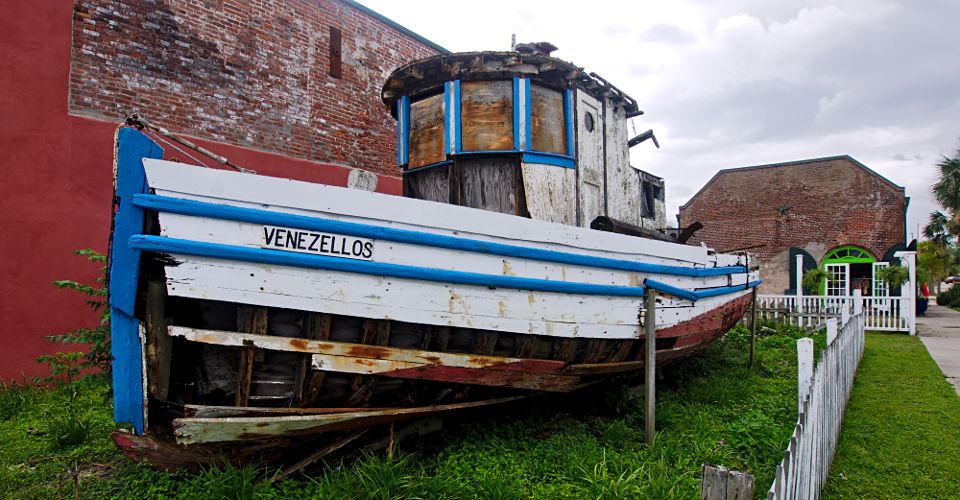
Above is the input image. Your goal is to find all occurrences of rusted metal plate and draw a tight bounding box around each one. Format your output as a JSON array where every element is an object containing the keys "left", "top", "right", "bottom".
[
  {"left": 408, "top": 93, "right": 445, "bottom": 168},
  {"left": 460, "top": 80, "right": 514, "bottom": 151}
]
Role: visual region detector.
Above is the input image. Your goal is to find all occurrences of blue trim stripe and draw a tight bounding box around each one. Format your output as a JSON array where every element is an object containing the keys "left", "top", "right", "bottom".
[
  {"left": 397, "top": 96, "right": 410, "bottom": 166},
  {"left": 129, "top": 235, "right": 649, "bottom": 298},
  {"left": 443, "top": 81, "right": 461, "bottom": 155},
  {"left": 645, "top": 278, "right": 762, "bottom": 301},
  {"left": 523, "top": 79, "right": 532, "bottom": 151},
  {"left": 443, "top": 82, "right": 450, "bottom": 155},
  {"left": 132, "top": 194, "right": 748, "bottom": 278},
  {"left": 453, "top": 81, "right": 461, "bottom": 153},
  {"left": 563, "top": 89, "right": 574, "bottom": 157},
  {"left": 110, "top": 129, "right": 164, "bottom": 435},
  {"left": 523, "top": 152, "right": 576, "bottom": 168},
  {"left": 512, "top": 77, "right": 521, "bottom": 151}
]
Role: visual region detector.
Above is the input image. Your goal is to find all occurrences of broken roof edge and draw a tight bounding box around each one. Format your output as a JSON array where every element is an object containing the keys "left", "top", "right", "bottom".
[
  {"left": 340, "top": 0, "right": 450, "bottom": 55},
  {"left": 679, "top": 154, "right": 905, "bottom": 211},
  {"left": 381, "top": 51, "right": 640, "bottom": 116}
]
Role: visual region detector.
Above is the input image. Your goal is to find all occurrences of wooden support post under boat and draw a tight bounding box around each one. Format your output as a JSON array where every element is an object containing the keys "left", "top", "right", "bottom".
[
  {"left": 236, "top": 307, "right": 268, "bottom": 406},
  {"left": 145, "top": 281, "right": 172, "bottom": 401},
  {"left": 749, "top": 288, "right": 758, "bottom": 368},
  {"left": 644, "top": 289, "right": 657, "bottom": 445}
]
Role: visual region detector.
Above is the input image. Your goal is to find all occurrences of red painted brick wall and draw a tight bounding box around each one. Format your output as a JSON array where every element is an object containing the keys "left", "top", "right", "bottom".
[
  {"left": 69, "top": 0, "right": 440, "bottom": 177},
  {"left": 679, "top": 157, "right": 907, "bottom": 292}
]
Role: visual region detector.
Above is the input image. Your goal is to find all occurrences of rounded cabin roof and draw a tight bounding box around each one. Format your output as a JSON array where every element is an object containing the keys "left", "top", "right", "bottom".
[{"left": 381, "top": 51, "right": 640, "bottom": 117}]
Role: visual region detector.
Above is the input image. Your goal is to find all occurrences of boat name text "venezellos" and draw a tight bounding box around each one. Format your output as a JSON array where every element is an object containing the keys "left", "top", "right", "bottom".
[{"left": 261, "top": 225, "right": 374, "bottom": 261}]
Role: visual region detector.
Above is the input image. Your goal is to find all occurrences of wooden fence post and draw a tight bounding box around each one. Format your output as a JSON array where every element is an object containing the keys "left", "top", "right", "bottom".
[
  {"left": 797, "top": 338, "right": 813, "bottom": 411},
  {"left": 645, "top": 289, "right": 657, "bottom": 445},
  {"left": 796, "top": 254, "right": 804, "bottom": 314},
  {"left": 749, "top": 288, "right": 758, "bottom": 368},
  {"left": 701, "top": 464, "right": 755, "bottom": 500},
  {"left": 852, "top": 289, "right": 863, "bottom": 315},
  {"left": 826, "top": 318, "right": 838, "bottom": 346}
]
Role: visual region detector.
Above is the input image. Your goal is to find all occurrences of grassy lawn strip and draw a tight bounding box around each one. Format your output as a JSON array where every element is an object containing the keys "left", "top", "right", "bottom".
[
  {"left": 824, "top": 332, "right": 960, "bottom": 499},
  {"left": 2, "top": 324, "right": 820, "bottom": 499}
]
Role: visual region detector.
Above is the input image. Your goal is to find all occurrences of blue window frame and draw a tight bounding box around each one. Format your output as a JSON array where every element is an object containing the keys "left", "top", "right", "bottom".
[{"left": 398, "top": 79, "right": 576, "bottom": 170}]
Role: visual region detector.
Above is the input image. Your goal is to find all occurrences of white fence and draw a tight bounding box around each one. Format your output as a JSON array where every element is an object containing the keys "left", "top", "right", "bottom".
[
  {"left": 756, "top": 292, "right": 911, "bottom": 333},
  {"left": 766, "top": 312, "right": 866, "bottom": 499}
]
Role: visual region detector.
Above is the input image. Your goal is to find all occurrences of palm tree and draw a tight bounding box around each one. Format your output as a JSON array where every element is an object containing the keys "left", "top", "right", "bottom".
[
  {"left": 924, "top": 211, "right": 955, "bottom": 246},
  {"left": 925, "top": 145, "right": 960, "bottom": 244},
  {"left": 932, "top": 146, "right": 960, "bottom": 213}
]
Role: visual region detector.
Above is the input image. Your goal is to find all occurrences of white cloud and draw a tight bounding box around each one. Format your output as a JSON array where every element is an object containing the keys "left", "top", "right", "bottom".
[{"left": 360, "top": 0, "right": 960, "bottom": 239}]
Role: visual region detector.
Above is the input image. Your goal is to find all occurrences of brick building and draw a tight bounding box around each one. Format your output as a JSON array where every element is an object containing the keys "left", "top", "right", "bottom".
[
  {"left": 678, "top": 156, "right": 908, "bottom": 295},
  {"left": 0, "top": 0, "right": 443, "bottom": 379}
]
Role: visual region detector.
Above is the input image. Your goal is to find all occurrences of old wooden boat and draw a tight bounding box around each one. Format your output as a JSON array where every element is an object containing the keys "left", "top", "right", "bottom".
[{"left": 108, "top": 48, "right": 759, "bottom": 469}]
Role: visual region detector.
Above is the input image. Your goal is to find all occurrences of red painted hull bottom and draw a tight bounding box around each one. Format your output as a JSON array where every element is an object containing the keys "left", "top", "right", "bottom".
[{"left": 116, "top": 294, "right": 752, "bottom": 470}]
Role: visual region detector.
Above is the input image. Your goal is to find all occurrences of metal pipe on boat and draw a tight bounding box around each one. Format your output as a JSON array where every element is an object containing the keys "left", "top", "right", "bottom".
[{"left": 125, "top": 114, "right": 255, "bottom": 174}]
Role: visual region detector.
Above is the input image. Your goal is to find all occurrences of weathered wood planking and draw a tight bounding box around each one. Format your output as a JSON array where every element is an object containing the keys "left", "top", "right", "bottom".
[
  {"left": 143, "top": 158, "right": 711, "bottom": 265},
  {"left": 145, "top": 281, "right": 172, "bottom": 400},
  {"left": 408, "top": 93, "right": 445, "bottom": 168},
  {"left": 161, "top": 252, "right": 753, "bottom": 340},
  {"left": 529, "top": 84, "right": 566, "bottom": 154},
  {"left": 457, "top": 156, "right": 521, "bottom": 215},
  {"left": 575, "top": 90, "right": 605, "bottom": 227},
  {"left": 460, "top": 80, "right": 514, "bottom": 151},
  {"left": 604, "top": 101, "right": 641, "bottom": 226},
  {"left": 156, "top": 213, "right": 725, "bottom": 288},
  {"left": 521, "top": 163, "right": 576, "bottom": 225},
  {"left": 404, "top": 164, "right": 449, "bottom": 203},
  {"left": 173, "top": 394, "right": 532, "bottom": 445},
  {"left": 766, "top": 313, "right": 865, "bottom": 499},
  {"left": 142, "top": 159, "right": 758, "bottom": 339},
  {"left": 700, "top": 464, "right": 755, "bottom": 500}
]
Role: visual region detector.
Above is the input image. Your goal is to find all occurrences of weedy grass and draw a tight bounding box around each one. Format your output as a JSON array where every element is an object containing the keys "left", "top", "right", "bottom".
[
  {"left": 2, "top": 323, "right": 820, "bottom": 499},
  {"left": 823, "top": 332, "right": 960, "bottom": 499}
]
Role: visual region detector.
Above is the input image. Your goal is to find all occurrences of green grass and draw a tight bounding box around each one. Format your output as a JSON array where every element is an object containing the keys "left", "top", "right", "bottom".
[
  {"left": 0, "top": 324, "right": 820, "bottom": 499},
  {"left": 824, "top": 333, "right": 960, "bottom": 499}
]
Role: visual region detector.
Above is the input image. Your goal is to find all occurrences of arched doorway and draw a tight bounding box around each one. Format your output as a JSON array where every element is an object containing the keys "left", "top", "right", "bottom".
[{"left": 821, "top": 246, "right": 883, "bottom": 296}]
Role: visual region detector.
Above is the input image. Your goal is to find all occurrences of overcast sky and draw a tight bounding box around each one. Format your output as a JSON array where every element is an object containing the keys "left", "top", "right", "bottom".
[{"left": 361, "top": 0, "right": 959, "bottom": 241}]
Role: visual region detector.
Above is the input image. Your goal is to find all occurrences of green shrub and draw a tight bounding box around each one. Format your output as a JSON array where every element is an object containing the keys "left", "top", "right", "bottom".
[
  {"left": 802, "top": 269, "right": 829, "bottom": 295},
  {"left": 47, "top": 412, "right": 92, "bottom": 449},
  {"left": 48, "top": 249, "right": 112, "bottom": 378},
  {"left": 937, "top": 285, "right": 960, "bottom": 306}
]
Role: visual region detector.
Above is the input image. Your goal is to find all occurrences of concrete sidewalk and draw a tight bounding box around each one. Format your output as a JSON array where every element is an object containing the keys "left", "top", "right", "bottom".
[{"left": 916, "top": 303, "right": 960, "bottom": 395}]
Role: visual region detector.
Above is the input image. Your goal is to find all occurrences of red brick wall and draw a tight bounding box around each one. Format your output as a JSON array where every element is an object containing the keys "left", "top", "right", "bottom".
[
  {"left": 679, "top": 157, "right": 907, "bottom": 291},
  {"left": 69, "top": 0, "right": 440, "bottom": 176}
]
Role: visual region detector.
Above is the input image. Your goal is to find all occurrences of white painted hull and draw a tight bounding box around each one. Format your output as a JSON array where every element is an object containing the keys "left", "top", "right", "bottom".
[{"left": 141, "top": 159, "right": 758, "bottom": 341}]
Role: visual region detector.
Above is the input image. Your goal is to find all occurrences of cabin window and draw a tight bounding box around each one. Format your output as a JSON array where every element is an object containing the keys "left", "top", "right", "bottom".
[
  {"left": 529, "top": 84, "right": 566, "bottom": 155},
  {"left": 407, "top": 93, "right": 445, "bottom": 169},
  {"left": 396, "top": 78, "right": 575, "bottom": 170},
  {"left": 460, "top": 80, "right": 514, "bottom": 152}
]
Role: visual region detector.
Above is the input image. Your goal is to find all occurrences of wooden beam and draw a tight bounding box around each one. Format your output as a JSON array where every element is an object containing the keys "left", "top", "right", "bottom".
[
  {"left": 173, "top": 394, "right": 532, "bottom": 445},
  {"left": 235, "top": 307, "right": 267, "bottom": 406},
  {"left": 645, "top": 290, "right": 657, "bottom": 445},
  {"left": 297, "top": 313, "right": 331, "bottom": 406},
  {"left": 168, "top": 326, "right": 579, "bottom": 392},
  {"left": 145, "top": 281, "right": 172, "bottom": 401}
]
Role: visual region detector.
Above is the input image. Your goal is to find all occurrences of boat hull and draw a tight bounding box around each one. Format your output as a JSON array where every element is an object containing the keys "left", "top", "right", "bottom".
[{"left": 107, "top": 130, "right": 759, "bottom": 467}]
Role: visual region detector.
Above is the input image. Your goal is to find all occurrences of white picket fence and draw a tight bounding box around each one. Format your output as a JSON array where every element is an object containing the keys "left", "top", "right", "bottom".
[
  {"left": 756, "top": 292, "right": 911, "bottom": 333},
  {"left": 766, "top": 312, "right": 866, "bottom": 499}
]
